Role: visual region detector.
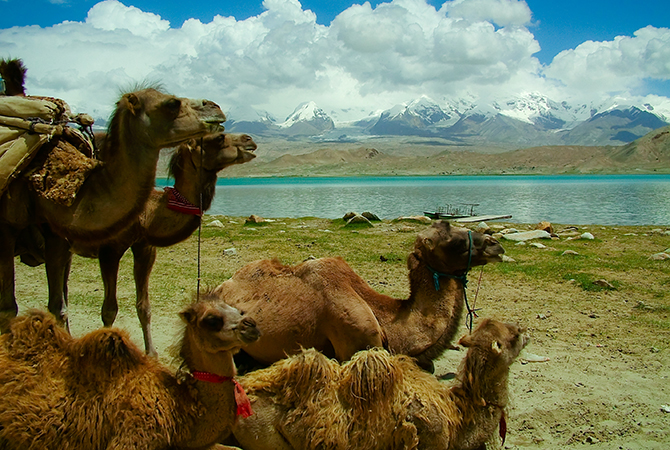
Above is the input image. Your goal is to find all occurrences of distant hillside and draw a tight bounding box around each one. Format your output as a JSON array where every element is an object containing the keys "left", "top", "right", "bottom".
[{"left": 213, "top": 126, "right": 670, "bottom": 178}]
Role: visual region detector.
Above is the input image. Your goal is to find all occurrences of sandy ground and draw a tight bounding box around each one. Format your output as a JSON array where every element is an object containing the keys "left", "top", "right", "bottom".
[{"left": 11, "top": 223, "right": 670, "bottom": 450}]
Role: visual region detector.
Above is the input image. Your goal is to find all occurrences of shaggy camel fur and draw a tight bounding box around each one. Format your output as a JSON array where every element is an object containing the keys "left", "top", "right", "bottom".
[
  {"left": 213, "top": 220, "right": 504, "bottom": 372},
  {"left": 17, "top": 132, "right": 257, "bottom": 356},
  {"left": 0, "top": 293, "right": 259, "bottom": 450},
  {"left": 1, "top": 84, "right": 225, "bottom": 331},
  {"left": 0, "top": 58, "right": 27, "bottom": 96},
  {"left": 231, "top": 318, "right": 528, "bottom": 450}
]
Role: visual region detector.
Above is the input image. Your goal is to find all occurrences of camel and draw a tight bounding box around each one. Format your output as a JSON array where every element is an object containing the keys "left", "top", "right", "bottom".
[
  {"left": 67, "top": 131, "right": 257, "bottom": 356},
  {"left": 0, "top": 292, "right": 260, "bottom": 450},
  {"left": 0, "top": 58, "right": 27, "bottom": 96},
  {"left": 0, "top": 85, "right": 226, "bottom": 331},
  {"left": 230, "top": 318, "right": 528, "bottom": 450},
  {"left": 212, "top": 220, "right": 504, "bottom": 372}
]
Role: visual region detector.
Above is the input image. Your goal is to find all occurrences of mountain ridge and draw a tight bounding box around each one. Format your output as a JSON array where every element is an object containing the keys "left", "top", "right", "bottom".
[
  {"left": 212, "top": 125, "right": 670, "bottom": 178},
  {"left": 224, "top": 94, "right": 670, "bottom": 147}
]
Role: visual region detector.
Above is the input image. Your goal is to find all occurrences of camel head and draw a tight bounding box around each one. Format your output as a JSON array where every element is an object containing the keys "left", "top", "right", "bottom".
[
  {"left": 174, "top": 132, "right": 257, "bottom": 175},
  {"left": 179, "top": 297, "right": 260, "bottom": 356},
  {"left": 411, "top": 220, "right": 504, "bottom": 275},
  {"left": 109, "top": 88, "right": 226, "bottom": 151},
  {"left": 458, "top": 318, "right": 528, "bottom": 369},
  {"left": 0, "top": 58, "right": 27, "bottom": 96}
]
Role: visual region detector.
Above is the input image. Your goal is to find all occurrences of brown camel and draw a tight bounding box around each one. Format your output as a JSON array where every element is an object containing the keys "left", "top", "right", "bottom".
[
  {"left": 0, "top": 292, "right": 260, "bottom": 450},
  {"left": 213, "top": 220, "right": 504, "bottom": 372},
  {"left": 230, "top": 318, "right": 528, "bottom": 450},
  {"left": 70, "top": 132, "right": 257, "bottom": 356},
  {"left": 0, "top": 85, "right": 226, "bottom": 331},
  {"left": 0, "top": 58, "right": 27, "bottom": 96}
]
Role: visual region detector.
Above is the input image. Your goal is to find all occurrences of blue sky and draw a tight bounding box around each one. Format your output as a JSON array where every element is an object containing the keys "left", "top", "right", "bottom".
[{"left": 1, "top": 0, "right": 669, "bottom": 121}]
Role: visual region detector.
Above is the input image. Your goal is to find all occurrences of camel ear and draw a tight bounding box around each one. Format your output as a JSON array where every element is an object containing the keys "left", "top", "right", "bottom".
[
  {"left": 422, "top": 237, "right": 436, "bottom": 251},
  {"left": 124, "top": 93, "right": 142, "bottom": 115},
  {"left": 491, "top": 340, "right": 502, "bottom": 354},
  {"left": 179, "top": 306, "right": 197, "bottom": 325},
  {"left": 458, "top": 334, "right": 474, "bottom": 348}
]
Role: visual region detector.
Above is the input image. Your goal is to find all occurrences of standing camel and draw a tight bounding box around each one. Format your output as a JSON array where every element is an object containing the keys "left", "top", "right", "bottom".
[
  {"left": 231, "top": 318, "right": 528, "bottom": 450},
  {"left": 0, "top": 292, "right": 260, "bottom": 449},
  {"left": 68, "top": 132, "right": 257, "bottom": 356},
  {"left": 213, "top": 220, "right": 504, "bottom": 372},
  {"left": 0, "top": 86, "right": 226, "bottom": 331}
]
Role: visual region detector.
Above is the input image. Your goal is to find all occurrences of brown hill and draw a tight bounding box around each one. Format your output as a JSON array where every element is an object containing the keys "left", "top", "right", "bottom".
[{"left": 157, "top": 126, "right": 670, "bottom": 178}]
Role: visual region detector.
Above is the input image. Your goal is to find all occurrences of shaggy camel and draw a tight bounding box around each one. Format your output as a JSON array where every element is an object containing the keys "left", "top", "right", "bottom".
[
  {"left": 231, "top": 318, "right": 528, "bottom": 450},
  {"left": 213, "top": 220, "right": 504, "bottom": 372},
  {"left": 0, "top": 85, "right": 226, "bottom": 331},
  {"left": 0, "top": 58, "right": 27, "bottom": 96},
  {"left": 0, "top": 292, "right": 260, "bottom": 450}
]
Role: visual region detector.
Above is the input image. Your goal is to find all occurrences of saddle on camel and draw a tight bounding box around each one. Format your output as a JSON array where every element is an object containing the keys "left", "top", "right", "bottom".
[{"left": 0, "top": 88, "right": 98, "bottom": 205}]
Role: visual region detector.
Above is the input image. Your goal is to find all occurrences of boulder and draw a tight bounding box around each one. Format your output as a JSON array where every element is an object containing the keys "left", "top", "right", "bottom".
[
  {"left": 394, "top": 215, "right": 432, "bottom": 224},
  {"left": 345, "top": 214, "right": 373, "bottom": 227},
  {"left": 343, "top": 212, "right": 358, "bottom": 221},
  {"left": 207, "top": 219, "right": 224, "bottom": 228},
  {"left": 502, "top": 230, "right": 552, "bottom": 242},
  {"left": 246, "top": 214, "right": 265, "bottom": 224},
  {"left": 362, "top": 211, "right": 381, "bottom": 221},
  {"left": 474, "top": 222, "right": 490, "bottom": 234},
  {"left": 649, "top": 252, "right": 670, "bottom": 261},
  {"left": 536, "top": 221, "right": 553, "bottom": 234}
]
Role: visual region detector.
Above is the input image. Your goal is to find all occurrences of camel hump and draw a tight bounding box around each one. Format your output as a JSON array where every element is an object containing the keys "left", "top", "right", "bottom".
[
  {"left": 339, "top": 348, "right": 401, "bottom": 410},
  {"left": 243, "top": 348, "right": 338, "bottom": 405},
  {"left": 71, "top": 327, "right": 146, "bottom": 377},
  {"left": 2, "top": 309, "right": 71, "bottom": 359}
]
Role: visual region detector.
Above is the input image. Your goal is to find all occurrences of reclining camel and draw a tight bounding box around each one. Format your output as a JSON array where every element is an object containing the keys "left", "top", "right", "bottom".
[
  {"left": 231, "top": 318, "right": 528, "bottom": 450},
  {"left": 17, "top": 132, "right": 257, "bottom": 355},
  {"left": 213, "top": 220, "right": 504, "bottom": 372},
  {"left": 1, "top": 74, "right": 225, "bottom": 331},
  {"left": 0, "top": 292, "right": 259, "bottom": 450}
]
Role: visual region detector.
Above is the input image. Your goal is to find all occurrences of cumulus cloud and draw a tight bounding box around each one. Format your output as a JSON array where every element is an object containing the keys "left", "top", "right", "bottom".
[
  {"left": 0, "top": 0, "right": 667, "bottom": 122},
  {"left": 543, "top": 26, "right": 670, "bottom": 101}
]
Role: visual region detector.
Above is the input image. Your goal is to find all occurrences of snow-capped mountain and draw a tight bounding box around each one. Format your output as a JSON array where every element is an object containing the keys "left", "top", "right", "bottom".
[
  {"left": 278, "top": 101, "right": 334, "bottom": 131},
  {"left": 223, "top": 94, "right": 670, "bottom": 146}
]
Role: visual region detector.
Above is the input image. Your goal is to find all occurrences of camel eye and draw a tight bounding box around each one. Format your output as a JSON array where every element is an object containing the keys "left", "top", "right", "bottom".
[
  {"left": 201, "top": 314, "right": 224, "bottom": 331},
  {"left": 163, "top": 98, "right": 182, "bottom": 117}
]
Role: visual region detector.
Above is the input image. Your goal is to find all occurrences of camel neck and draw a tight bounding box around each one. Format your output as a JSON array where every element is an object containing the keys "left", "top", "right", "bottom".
[
  {"left": 180, "top": 334, "right": 237, "bottom": 379},
  {"left": 172, "top": 166, "right": 218, "bottom": 213}
]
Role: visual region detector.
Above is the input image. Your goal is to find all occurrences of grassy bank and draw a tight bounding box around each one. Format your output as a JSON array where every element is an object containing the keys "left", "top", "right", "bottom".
[{"left": 14, "top": 216, "right": 670, "bottom": 345}]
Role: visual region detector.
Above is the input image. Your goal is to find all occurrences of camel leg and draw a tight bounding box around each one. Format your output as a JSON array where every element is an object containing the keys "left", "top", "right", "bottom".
[
  {"left": 131, "top": 240, "right": 157, "bottom": 357},
  {"left": 0, "top": 225, "right": 18, "bottom": 333},
  {"left": 98, "top": 245, "right": 124, "bottom": 328},
  {"left": 326, "top": 296, "right": 385, "bottom": 361},
  {"left": 43, "top": 227, "right": 72, "bottom": 330}
]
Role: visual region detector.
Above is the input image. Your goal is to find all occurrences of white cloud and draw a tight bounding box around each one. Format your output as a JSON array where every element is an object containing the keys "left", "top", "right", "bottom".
[
  {"left": 86, "top": 0, "right": 170, "bottom": 37},
  {"left": 0, "top": 0, "right": 667, "bottom": 122},
  {"left": 544, "top": 26, "right": 670, "bottom": 99},
  {"left": 444, "top": 0, "right": 532, "bottom": 28}
]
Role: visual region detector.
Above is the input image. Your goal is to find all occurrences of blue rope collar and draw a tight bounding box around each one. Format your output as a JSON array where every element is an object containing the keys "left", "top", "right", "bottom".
[{"left": 425, "top": 231, "right": 479, "bottom": 332}]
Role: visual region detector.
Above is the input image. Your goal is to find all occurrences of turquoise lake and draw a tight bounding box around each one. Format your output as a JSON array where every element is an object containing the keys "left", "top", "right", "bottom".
[{"left": 157, "top": 175, "right": 670, "bottom": 225}]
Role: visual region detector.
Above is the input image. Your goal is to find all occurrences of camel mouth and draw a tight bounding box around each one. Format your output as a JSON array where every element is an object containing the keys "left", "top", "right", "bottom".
[{"left": 205, "top": 122, "right": 225, "bottom": 132}]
